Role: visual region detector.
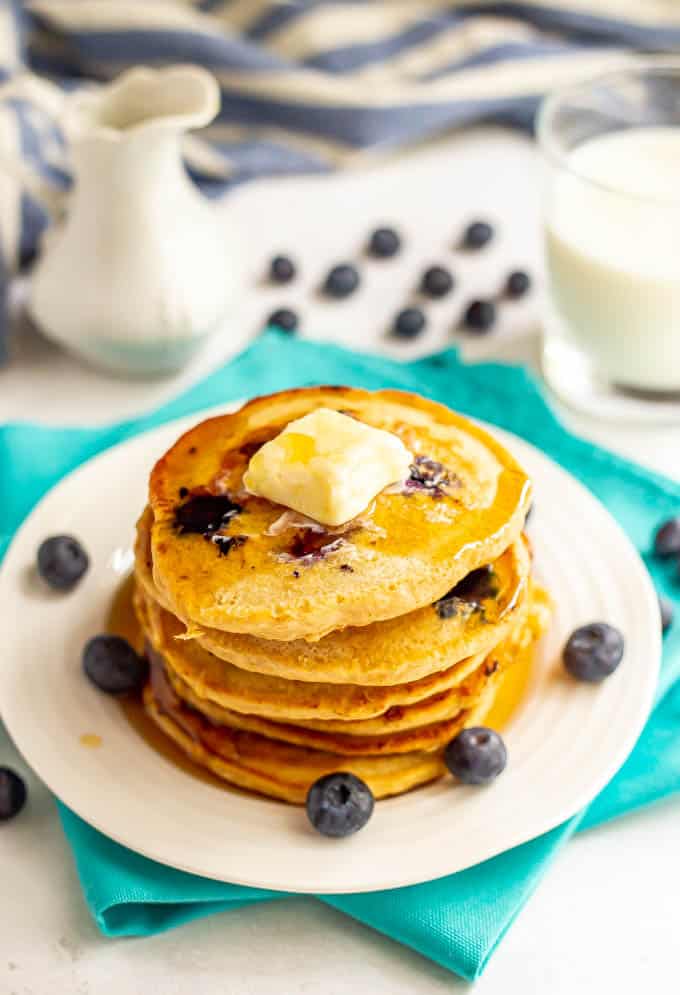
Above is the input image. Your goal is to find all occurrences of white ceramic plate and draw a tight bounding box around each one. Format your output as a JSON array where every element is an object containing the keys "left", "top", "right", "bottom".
[{"left": 0, "top": 405, "right": 660, "bottom": 894}]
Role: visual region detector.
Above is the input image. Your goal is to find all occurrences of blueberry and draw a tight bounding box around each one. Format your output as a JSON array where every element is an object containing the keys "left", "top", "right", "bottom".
[
  {"left": 421, "top": 265, "right": 454, "bottom": 299},
  {"left": 83, "top": 635, "right": 149, "bottom": 695},
  {"left": 266, "top": 308, "right": 299, "bottom": 334},
  {"left": 37, "top": 535, "right": 89, "bottom": 591},
  {"left": 0, "top": 767, "right": 27, "bottom": 821},
  {"left": 659, "top": 596, "right": 674, "bottom": 634},
  {"left": 444, "top": 727, "right": 507, "bottom": 785},
  {"left": 563, "top": 623, "right": 624, "bottom": 682},
  {"left": 368, "top": 227, "right": 401, "bottom": 258},
  {"left": 462, "top": 299, "right": 496, "bottom": 333},
  {"left": 175, "top": 494, "right": 242, "bottom": 535},
  {"left": 506, "top": 270, "right": 531, "bottom": 298},
  {"left": 393, "top": 307, "right": 426, "bottom": 340},
  {"left": 323, "top": 264, "right": 360, "bottom": 299},
  {"left": 305, "top": 772, "right": 374, "bottom": 837},
  {"left": 269, "top": 255, "right": 296, "bottom": 284},
  {"left": 654, "top": 517, "right": 680, "bottom": 557},
  {"left": 462, "top": 221, "right": 494, "bottom": 249}
]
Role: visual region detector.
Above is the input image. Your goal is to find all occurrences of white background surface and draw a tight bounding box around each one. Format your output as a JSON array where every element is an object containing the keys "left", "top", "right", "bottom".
[{"left": 1, "top": 128, "right": 679, "bottom": 993}]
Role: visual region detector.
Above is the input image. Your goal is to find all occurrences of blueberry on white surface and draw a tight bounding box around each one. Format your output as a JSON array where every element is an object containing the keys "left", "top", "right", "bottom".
[
  {"left": 563, "top": 623, "right": 624, "bottom": 682},
  {"left": 368, "top": 227, "right": 401, "bottom": 258},
  {"left": 462, "top": 299, "right": 496, "bottom": 333},
  {"left": 393, "top": 307, "right": 426, "bottom": 339},
  {"left": 323, "top": 264, "right": 360, "bottom": 299},
  {"left": 37, "top": 535, "right": 89, "bottom": 591},
  {"left": 506, "top": 270, "right": 531, "bottom": 298},
  {"left": 306, "top": 772, "right": 374, "bottom": 837},
  {"left": 444, "top": 727, "right": 507, "bottom": 785},
  {"left": 267, "top": 308, "right": 299, "bottom": 333},
  {"left": 462, "top": 221, "right": 494, "bottom": 249},
  {"left": 269, "top": 255, "right": 296, "bottom": 284},
  {"left": 83, "top": 635, "right": 149, "bottom": 695},
  {"left": 421, "top": 265, "right": 454, "bottom": 299}
]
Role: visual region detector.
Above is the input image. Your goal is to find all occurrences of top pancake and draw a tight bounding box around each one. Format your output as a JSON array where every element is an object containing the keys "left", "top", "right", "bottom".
[
  {"left": 149, "top": 387, "right": 531, "bottom": 641},
  {"left": 136, "top": 507, "right": 530, "bottom": 686}
]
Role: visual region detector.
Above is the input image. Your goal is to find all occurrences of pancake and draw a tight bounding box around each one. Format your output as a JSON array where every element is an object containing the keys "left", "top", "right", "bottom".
[
  {"left": 148, "top": 387, "right": 531, "bottom": 641},
  {"left": 160, "top": 652, "right": 496, "bottom": 754},
  {"left": 136, "top": 585, "right": 490, "bottom": 721},
  {"left": 143, "top": 676, "right": 494, "bottom": 803},
  {"left": 136, "top": 507, "right": 531, "bottom": 686},
  {"left": 152, "top": 588, "right": 544, "bottom": 756},
  {"left": 142, "top": 582, "right": 546, "bottom": 757}
]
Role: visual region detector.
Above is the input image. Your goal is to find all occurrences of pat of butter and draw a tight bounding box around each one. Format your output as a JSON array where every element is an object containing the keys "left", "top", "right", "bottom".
[{"left": 243, "top": 408, "right": 413, "bottom": 526}]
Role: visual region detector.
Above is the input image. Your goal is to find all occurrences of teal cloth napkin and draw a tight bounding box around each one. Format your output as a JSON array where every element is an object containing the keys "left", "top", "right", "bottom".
[{"left": 3, "top": 331, "right": 680, "bottom": 981}]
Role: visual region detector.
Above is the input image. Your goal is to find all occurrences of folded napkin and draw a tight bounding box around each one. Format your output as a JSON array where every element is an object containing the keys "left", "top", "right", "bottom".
[
  {"left": 2, "top": 332, "right": 680, "bottom": 981},
  {"left": 3, "top": 0, "right": 680, "bottom": 356}
]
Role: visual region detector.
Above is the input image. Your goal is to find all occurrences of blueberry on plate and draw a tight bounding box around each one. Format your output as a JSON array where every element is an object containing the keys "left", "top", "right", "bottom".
[
  {"left": 505, "top": 270, "right": 531, "bottom": 298},
  {"left": 323, "top": 263, "right": 360, "bottom": 299},
  {"left": 37, "top": 535, "right": 89, "bottom": 591},
  {"left": 83, "top": 635, "right": 149, "bottom": 695},
  {"left": 659, "top": 596, "right": 674, "bottom": 634},
  {"left": 306, "top": 772, "right": 374, "bottom": 837},
  {"left": 462, "top": 299, "right": 496, "bottom": 333},
  {"left": 0, "top": 767, "right": 27, "bottom": 821},
  {"left": 654, "top": 517, "right": 680, "bottom": 557},
  {"left": 269, "top": 255, "right": 296, "bottom": 284},
  {"left": 563, "top": 622, "right": 624, "bottom": 682},
  {"left": 462, "top": 220, "right": 494, "bottom": 249},
  {"left": 368, "top": 227, "right": 401, "bottom": 258},
  {"left": 266, "top": 307, "right": 299, "bottom": 334},
  {"left": 444, "top": 727, "right": 507, "bottom": 785},
  {"left": 392, "top": 307, "right": 426, "bottom": 340},
  {"left": 421, "top": 265, "right": 454, "bottom": 299}
]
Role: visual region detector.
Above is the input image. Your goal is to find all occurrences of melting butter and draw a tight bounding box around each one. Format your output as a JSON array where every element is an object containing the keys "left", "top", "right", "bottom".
[{"left": 243, "top": 408, "right": 413, "bottom": 527}]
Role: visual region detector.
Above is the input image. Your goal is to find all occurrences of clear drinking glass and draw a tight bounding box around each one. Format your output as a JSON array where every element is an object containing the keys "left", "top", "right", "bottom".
[{"left": 537, "top": 63, "right": 680, "bottom": 422}]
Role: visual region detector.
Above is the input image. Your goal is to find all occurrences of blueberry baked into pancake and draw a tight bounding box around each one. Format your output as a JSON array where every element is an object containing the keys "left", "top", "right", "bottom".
[{"left": 108, "top": 387, "right": 552, "bottom": 832}]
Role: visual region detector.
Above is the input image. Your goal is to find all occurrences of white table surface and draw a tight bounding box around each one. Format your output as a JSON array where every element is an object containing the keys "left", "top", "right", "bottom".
[{"left": 1, "top": 128, "right": 679, "bottom": 995}]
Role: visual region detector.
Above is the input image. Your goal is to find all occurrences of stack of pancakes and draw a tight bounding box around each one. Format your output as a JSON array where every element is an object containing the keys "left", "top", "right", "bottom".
[{"left": 133, "top": 387, "right": 550, "bottom": 803}]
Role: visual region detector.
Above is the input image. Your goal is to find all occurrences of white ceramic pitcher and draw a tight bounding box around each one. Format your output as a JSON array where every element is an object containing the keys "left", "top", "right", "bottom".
[{"left": 8, "top": 66, "right": 239, "bottom": 376}]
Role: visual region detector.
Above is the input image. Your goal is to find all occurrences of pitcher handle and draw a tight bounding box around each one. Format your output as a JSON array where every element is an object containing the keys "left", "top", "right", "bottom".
[{"left": 0, "top": 73, "right": 68, "bottom": 223}]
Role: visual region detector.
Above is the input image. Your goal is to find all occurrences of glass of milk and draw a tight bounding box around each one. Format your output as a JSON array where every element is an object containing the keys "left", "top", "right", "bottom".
[{"left": 537, "top": 64, "right": 680, "bottom": 421}]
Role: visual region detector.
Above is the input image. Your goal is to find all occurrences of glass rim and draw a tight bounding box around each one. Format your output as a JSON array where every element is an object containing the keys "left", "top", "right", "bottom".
[{"left": 536, "top": 60, "right": 680, "bottom": 206}]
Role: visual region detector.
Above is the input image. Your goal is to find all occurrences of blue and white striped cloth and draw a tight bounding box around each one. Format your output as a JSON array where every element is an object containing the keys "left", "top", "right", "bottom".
[{"left": 1, "top": 0, "right": 680, "bottom": 358}]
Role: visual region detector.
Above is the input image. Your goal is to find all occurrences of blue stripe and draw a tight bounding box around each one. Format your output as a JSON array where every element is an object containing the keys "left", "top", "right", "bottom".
[
  {"left": 247, "top": 1, "right": 322, "bottom": 41},
  {"left": 10, "top": 99, "right": 70, "bottom": 188},
  {"left": 216, "top": 138, "right": 329, "bottom": 177},
  {"left": 19, "top": 192, "right": 47, "bottom": 266},
  {"left": 40, "top": 28, "right": 291, "bottom": 73},
  {"left": 218, "top": 91, "right": 541, "bottom": 148},
  {"left": 196, "top": 0, "right": 230, "bottom": 10},
  {"left": 422, "top": 39, "right": 585, "bottom": 80},
  {"left": 187, "top": 137, "right": 329, "bottom": 196},
  {"left": 455, "top": 3, "right": 680, "bottom": 48},
  {"left": 302, "top": 15, "right": 449, "bottom": 73}
]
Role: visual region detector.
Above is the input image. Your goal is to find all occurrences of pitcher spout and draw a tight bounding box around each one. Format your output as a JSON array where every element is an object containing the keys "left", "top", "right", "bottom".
[{"left": 65, "top": 65, "right": 220, "bottom": 141}]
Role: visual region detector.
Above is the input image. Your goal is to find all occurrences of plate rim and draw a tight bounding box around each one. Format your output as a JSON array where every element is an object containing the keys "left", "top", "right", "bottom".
[{"left": 0, "top": 402, "right": 661, "bottom": 893}]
